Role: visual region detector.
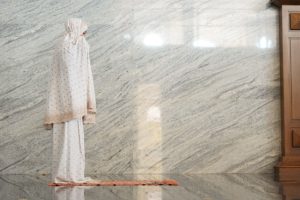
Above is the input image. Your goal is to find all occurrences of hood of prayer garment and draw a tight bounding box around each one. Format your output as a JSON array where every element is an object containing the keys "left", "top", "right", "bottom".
[{"left": 44, "top": 18, "right": 96, "bottom": 129}]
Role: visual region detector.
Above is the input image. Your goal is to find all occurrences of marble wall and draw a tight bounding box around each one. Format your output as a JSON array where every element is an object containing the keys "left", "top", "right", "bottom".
[{"left": 0, "top": 0, "right": 281, "bottom": 174}]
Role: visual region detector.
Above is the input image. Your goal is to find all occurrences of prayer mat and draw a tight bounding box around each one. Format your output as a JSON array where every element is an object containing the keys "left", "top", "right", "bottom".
[{"left": 48, "top": 179, "right": 178, "bottom": 186}]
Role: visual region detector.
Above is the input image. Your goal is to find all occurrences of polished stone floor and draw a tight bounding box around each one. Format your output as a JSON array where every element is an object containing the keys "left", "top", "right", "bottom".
[{"left": 0, "top": 173, "right": 291, "bottom": 200}]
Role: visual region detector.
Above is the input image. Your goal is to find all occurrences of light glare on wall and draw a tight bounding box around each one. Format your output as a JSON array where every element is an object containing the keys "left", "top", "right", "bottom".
[
  {"left": 143, "top": 33, "right": 164, "bottom": 47},
  {"left": 193, "top": 39, "right": 216, "bottom": 48},
  {"left": 147, "top": 106, "right": 161, "bottom": 122},
  {"left": 123, "top": 33, "right": 131, "bottom": 40},
  {"left": 256, "top": 36, "right": 272, "bottom": 49}
]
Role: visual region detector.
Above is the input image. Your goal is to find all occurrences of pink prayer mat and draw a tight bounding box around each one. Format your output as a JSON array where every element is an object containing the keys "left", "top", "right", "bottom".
[{"left": 48, "top": 179, "right": 179, "bottom": 187}]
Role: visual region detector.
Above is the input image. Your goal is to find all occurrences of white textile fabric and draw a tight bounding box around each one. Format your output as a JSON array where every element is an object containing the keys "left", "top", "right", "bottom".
[
  {"left": 52, "top": 118, "right": 85, "bottom": 182},
  {"left": 48, "top": 17, "right": 97, "bottom": 183},
  {"left": 44, "top": 17, "right": 96, "bottom": 128}
]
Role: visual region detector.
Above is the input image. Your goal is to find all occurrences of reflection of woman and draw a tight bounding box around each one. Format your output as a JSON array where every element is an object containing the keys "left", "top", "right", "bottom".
[{"left": 44, "top": 18, "right": 97, "bottom": 183}]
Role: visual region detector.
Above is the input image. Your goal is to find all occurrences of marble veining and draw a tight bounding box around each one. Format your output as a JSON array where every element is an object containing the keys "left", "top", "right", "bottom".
[{"left": 0, "top": 0, "right": 281, "bottom": 174}]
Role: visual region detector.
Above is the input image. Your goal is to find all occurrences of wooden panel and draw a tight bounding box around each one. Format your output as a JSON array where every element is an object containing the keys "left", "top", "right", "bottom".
[
  {"left": 290, "top": 13, "right": 300, "bottom": 30},
  {"left": 279, "top": 183, "right": 300, "bottom": 200},
  {"left": 275, "top": 6, "right": 300, "bottom": 182},
  {"left": 290, "top": 39, "right": 300, "bottom": 119},
  {"left": 292, "top": 128, "right": 300, "bottom": 147},
  {"left": 275, "top": 164, "right": 300, "bottom": 181},
  {"left": 272, "top": 0, "right": 300, "bottom": 7}
]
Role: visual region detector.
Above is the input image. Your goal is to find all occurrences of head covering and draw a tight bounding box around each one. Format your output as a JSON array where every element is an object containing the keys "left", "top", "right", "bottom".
[
  {"left": 43, "top": 18, "right": 96, "bottom": 129},
  {"left": 64, "top": 18, "right": 88, "bottom": 45}
]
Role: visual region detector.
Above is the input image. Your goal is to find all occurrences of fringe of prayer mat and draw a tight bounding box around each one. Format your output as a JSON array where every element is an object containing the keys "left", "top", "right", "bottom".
[{"left": 48, "top": 179, "right": 178, "bottom": 186}]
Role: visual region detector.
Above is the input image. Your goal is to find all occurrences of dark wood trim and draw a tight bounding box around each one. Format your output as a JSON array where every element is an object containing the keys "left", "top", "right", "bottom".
[
  {"left": 272, "top": 0, "right": 300, "bottom": 7},
  {"left": 279, "top": 182, "right": 300, "bottom": 200}
]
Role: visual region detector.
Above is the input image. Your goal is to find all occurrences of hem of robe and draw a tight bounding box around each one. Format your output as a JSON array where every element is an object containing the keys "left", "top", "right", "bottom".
[{"left": 44, "top": 110, "right": 96, "bottom": 127}]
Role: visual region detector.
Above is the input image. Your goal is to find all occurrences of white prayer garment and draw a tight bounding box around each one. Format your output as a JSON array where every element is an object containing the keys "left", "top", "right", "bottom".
[
  {"left": 44, "top": 18, "right": 96, "bottom": 130},
  {"left": 45, "top": 18, "right": 97, "bottom": 183}
]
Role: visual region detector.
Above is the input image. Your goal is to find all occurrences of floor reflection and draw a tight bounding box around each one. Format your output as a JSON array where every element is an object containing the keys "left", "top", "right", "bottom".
[
  {"left": 279, "top": 182, "right": 300, "bottom": 200},
  {"left": 53, "top": 186, "right": 85, "bottom": 200},
  {"left": 0, "top": 173, "right": 289, "bottom": 200}
]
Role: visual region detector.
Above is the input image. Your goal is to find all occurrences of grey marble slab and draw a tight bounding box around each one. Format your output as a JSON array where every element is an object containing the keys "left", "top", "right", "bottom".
[{"left": 0, "top": 0, "right": 281, "bottom": 174}]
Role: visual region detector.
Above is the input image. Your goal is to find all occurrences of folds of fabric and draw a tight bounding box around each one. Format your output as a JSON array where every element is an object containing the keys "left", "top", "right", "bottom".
[
  {"left": 44, "top": 18, "right": 96, "bottom": 130},
  {"left": 52, "top": 118, "right": 85, "bottom": 182}
]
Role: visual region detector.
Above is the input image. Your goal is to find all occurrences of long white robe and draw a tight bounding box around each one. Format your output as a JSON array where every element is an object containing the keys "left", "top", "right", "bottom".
[
  {"left": 44, "top": 18, "right": 96, "bottom": 129},
  {"left": 52, "top": 118, "right": 85, "bottom": 182},
  {"left": 46, "top": 18, "right": 96, "bottom": 183}
]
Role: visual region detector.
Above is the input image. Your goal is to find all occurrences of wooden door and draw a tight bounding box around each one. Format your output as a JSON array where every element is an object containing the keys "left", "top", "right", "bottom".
[{"left": 275, "top": 5, "right": 300, "bottom": 181}]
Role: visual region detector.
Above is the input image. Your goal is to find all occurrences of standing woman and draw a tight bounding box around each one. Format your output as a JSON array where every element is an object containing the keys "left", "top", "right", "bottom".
[{"left": 44, "top": 18, "right": 97, "bottom": 183}]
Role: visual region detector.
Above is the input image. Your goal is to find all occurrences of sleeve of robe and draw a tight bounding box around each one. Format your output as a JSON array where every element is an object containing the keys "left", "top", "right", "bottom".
[
  {"left": 43, "top": 46, "right": 59, "bottom": 130},
  {"left": 83, "top": 45, "right": 97, "bottom": 124}
]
